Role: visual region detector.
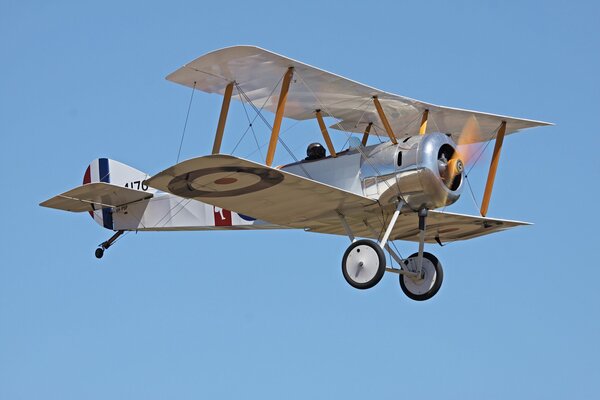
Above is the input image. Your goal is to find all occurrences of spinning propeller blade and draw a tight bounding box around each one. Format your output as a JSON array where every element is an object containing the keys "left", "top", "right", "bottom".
[{"left": 444, "top": 116, "right": 484, "bottom": 185}]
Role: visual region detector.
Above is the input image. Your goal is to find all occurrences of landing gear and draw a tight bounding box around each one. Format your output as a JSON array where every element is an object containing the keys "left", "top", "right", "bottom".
[
  {"left": 95, "top": 247, "right": 105, "bottom": 259},
  {"left": 338, "top": 204, "right": 444, "bottom": 301},
  {"left": 399, "top": 252, "right": 443, "bottom": 301},
  {"left": 341, "top": 239, "right": 385, "bottom": 289},
  {"left": 95, "top": 230, "right": 124, "bottom": 259}
]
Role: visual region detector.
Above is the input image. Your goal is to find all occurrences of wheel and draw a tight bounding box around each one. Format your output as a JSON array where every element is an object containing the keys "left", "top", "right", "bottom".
[
  {"left": 95, "top": 247, "right": 104, "bottom": 259},
  {"left": 399, "top": 252, "right": 443, "bottom": 301},
  {"left": 341, "top": 239, "right": 386, "bottom": 290}
]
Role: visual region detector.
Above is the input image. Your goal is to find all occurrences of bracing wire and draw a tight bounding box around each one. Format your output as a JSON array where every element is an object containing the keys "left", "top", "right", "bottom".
[
  {"left": 464, "top": 124, "right": 501, "bottom": 178},
  {"left": 231, "top": 91, "right": 255, "bottom": 154},
  {"left": 460, "top": 124, "right": 501, "bottom": 213},
  {"left": 176, "top": 81, "right": 196, "bottom": 163},
  {"left": 235, "top": 83, "right": 313, "bottom": 179},
  {"left": 464, "top": 175, "right": 481, "bottom": 211},
  {"left": 236, "top": 91, "right": 264, "bottom": 160}
]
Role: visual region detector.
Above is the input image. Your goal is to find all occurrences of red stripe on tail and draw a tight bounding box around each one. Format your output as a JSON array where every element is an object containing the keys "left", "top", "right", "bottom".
[{"left": 83, "top": 165, "right": 93, "bottom": 217}]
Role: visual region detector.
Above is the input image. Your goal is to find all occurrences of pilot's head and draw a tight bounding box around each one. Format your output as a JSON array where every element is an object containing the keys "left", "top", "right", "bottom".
[{"left": 306, "top": 143, "right": 326, "bottom": 160}]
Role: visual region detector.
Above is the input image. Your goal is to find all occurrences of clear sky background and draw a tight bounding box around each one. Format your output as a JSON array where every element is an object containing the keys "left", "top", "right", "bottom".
[{"left": 1, "top": 1, "right": 599, "bottom": 399}]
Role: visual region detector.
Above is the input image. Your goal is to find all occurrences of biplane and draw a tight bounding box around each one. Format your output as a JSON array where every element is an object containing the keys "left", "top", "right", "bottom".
[{"left": 40, "top": 46, "right": 551, "bottom": 301}]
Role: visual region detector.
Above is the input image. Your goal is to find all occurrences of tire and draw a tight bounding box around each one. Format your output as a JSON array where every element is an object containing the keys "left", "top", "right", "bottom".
[
  {"left": 95, "top": 248, "right": 104, "bottom": 259},
  {"left": 399, "top": 252, "right": 443, "bottom": 301},
  {"left": 342, "top": 239, "right": 386, "bottom": 290}
]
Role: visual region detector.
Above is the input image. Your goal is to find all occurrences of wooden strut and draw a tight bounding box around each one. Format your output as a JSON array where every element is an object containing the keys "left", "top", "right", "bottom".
[
  {"left": 419, "top": 109, "right": 429, "bottom": 135},
  {"left": 372, "top": 96, "right": 398, "bottom": 144},
  {"left": 361, "top": 123, "right": 372, "bottom": 146},
  {"left": 266, "top": 67, "right": 294, "bottom": 166},
  {"left": 315, "top": 110, "right": 337, "bottom": 158},
  {"left": 480, "top": 121, "right": 507, "bottom": 217},
  {"left": 212, "top": 82, "right": 234, "bottom": 154}
]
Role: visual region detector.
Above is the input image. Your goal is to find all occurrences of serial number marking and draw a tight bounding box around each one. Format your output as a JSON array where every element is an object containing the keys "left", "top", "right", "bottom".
[{"left": 124, "top": 180, "right": 149, "bottom": 191}]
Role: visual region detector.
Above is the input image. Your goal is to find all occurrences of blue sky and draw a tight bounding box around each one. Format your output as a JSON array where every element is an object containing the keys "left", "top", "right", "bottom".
[{"left": 1, "top": 0, "right": 599, "bottom": 398}]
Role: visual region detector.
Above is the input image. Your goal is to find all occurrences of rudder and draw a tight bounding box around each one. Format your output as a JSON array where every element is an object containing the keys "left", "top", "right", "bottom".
[{"left": 83, "top": 158, "right": 152, "bottom": 229}]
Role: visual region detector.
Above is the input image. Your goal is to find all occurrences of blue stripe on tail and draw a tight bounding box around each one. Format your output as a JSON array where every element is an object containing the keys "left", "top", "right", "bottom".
[{"left": 98, "top": 158, "right": 114, "bottom": 230}]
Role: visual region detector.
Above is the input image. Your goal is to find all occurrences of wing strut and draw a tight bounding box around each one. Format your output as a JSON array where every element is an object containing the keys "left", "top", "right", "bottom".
[
  {"left": 266, "top": 67, "right": 294, "bottom": 166},
  {"left": 361, "top": 122, "right": 372, "bottom": 146},
  {"left": 315, "top": 110, "right": 337, "bottom": 157},
  {"left": 480, "top": 121, "right": 507, "bottom": 216},
  {"left": 419, "top": 109, "right": 429, "bottom": 135},
  {"left": 372, "top": 96, "right": 398, "bottom": 144},
  {"left": 212, "top": 81, "right": 234, "bottom": 154}
]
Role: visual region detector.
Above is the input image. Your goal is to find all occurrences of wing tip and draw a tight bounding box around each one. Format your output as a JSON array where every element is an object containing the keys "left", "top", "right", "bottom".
[{"left": 165, "top": 45, "right": 268, "bottom": 82}]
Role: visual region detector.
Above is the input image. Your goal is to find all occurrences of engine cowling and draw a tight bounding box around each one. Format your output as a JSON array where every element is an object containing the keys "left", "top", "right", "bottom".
[{"left": 360, "top": 133, "right": 464, "bottom": 210}]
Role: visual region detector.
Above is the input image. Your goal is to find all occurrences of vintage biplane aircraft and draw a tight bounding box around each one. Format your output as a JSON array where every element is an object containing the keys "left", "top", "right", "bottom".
[{"left": 41, "top": 46, "right": 551, "bottom": 300}]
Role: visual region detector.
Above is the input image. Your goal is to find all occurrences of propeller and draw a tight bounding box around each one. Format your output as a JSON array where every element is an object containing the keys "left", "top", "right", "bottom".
[{"left": 438, "top": 116, "right": 484, "bottom": 190}]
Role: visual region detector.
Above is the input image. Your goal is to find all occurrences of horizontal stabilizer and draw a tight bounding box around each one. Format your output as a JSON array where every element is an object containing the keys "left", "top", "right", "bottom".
[{"left": 40, "top": 182, "right": 153, "bottom": 212}]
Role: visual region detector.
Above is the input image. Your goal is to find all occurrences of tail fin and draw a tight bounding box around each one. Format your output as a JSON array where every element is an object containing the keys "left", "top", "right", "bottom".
[{"left": 83, "top": 158, "right": 152, "bottom": 229}]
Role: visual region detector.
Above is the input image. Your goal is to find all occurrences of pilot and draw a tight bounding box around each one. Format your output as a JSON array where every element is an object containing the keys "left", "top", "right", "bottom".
[{"left": 305, "top": 142, "right": 326, "bottom": 160}]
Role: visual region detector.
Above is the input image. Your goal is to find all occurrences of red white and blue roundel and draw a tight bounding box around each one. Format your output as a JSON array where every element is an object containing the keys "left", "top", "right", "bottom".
[{"left": 167, "top": 165, "right": 284, "bottom": 199}]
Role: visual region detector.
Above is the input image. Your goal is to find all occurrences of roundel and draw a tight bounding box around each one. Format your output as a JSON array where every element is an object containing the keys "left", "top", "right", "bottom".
[{"left": 167, "top": 166, "right": 284, "bottom": 198}]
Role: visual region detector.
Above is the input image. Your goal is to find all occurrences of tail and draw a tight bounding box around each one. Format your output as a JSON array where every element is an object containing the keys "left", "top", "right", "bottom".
[{"left": 83, "top": 158, "right": 152, "bottom": 229}]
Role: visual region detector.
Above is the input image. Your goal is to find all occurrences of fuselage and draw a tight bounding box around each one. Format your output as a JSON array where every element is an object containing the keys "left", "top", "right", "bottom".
[
  {"left": 107, "top": 133, "right": 463, "bottom": 232},
  {"left": 282, "top": 132, "right": 463, "bottom": 212}
]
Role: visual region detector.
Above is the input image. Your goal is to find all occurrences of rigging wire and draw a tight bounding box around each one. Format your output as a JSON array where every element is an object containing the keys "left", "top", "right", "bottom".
[
  {"left": 152, "top": 197, "right": 193, "bottom": 228},
  {"left": 341, "top": 97, "right": 373, "bottom": 149},
  {"left": 176, "top": 81, "right": 196, "bottom": 164},
  {"left": 464, "top": 175, "right": 480, "bottom": 211},
  {"left": 464, "top": 124, "right": 500, "bottom": 178},
  {"left": 231, "top": 92, "right": 256, "bottom": 155},
  {"left": 235, "top": 83, "right": 313, "bottom": 179},
  {"left": 459, "top": 123, "right": 501, "bottom": 213},
  {"left": 231, "top": 79, "right": 282, "bottom": 155},
  {"left": 371, "top": 124, "right": 384, "bottom": 144},
  {"left": 390, "top": 239, "right": 405, "bottom": 264},
  {"left": 236, "top": 90, "right": 264, "bottom": 160},
  {"left": 239, "top": 119, "right": 302, "bottom": 161}
]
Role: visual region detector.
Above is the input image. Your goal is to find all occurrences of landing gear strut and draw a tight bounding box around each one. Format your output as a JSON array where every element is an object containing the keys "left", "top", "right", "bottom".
[
  {"left": 338, "top": 204, "right": 444, "bottom": 301},
  {"left": 95, "top": 230, "right": 124, "bottom": 259},
  {"left": 399, "top": 251, "right": 443, "bottom": 301},
  {"left": 398, "top": 209, "right": 444, "bottom": 301}
]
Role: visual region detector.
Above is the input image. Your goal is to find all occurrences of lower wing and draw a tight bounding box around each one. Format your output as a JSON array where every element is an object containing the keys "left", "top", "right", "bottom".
[{"left": 147, "top": 154, "right": 529, "bottom": 243}]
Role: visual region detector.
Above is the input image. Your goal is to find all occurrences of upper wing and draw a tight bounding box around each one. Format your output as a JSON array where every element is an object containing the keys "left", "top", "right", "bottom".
[
  {"left": 166, "top": 45, "right": 552, "bottom": 143},
  {"left": 40, "top": 182, "right": 153, "bottom": 212},
  {"left": 146, "top": 154, "right": 380, "bottom": 228}
]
